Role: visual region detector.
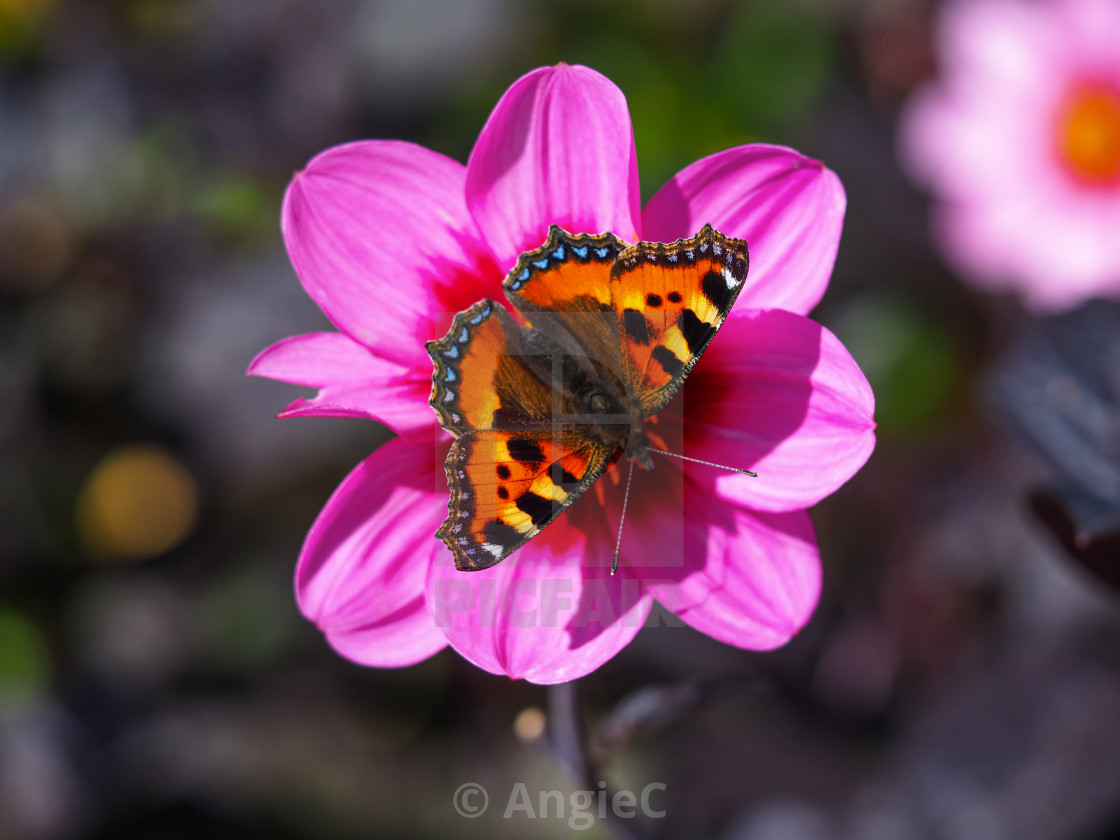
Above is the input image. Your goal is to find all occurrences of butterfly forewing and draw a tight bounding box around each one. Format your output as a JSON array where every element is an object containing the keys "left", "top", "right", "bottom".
[
  {"left": 427, "top": 300, "right": 555, "bottom": 436},
  {"left": 610, "top": 224, "right": 749, "bottom": 416},
  {"left": 503, "top": 226, "right": 628, "bottom": 375},
  {"left": 504, "top": 225, "right": 627, "bottom": 314}
]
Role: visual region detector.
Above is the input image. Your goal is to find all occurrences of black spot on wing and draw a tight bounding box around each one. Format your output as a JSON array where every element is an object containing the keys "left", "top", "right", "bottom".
[
  {"left": 508, "top": 438, "right": 545, "bottom": 465},
  {"left": 702, "top": 269, "right": 732, "bottom": 311},
  {"left": 652, "top": 346, "right": 684, "bottom": 378},
  {"left": 497, "top": 486, "right": 509, "bottom": 499},
  {"left": 623, "top": 308, "right": 652, "bottom": 345},
  {"left": 668, "top": 291, "right": 682, "bottom": 303},
  {"left": 678, "top": 308, "right": 712, "bottom": 356},
  {"left": 483, "top": 519, "right": 520, "bottom": 548},
  {"left": 551, "top": 462, "right": 578, "bottom": 487},
  {"left": 645, "top": 293, "right": 662, "bottom": 307},
  {"left": 496, "top": 464, "right": 511, "bottom": 480},
  {"left": 515, "top": 492, "right": 555, "bottom": 524}
]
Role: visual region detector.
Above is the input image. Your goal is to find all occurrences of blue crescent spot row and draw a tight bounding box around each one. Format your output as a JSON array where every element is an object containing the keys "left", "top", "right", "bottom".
[
  {"left": 508, "top": 242, "right": 616, "bottom": 291},
  {"left": 434, "top": 302, "right": 492, "bottom": 418}
]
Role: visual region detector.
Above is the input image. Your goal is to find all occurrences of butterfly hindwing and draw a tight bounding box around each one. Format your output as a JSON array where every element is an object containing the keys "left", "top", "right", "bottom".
[
  {"left": 610, "top": 223, "right": 749, "bottom": 415},
  {"left": 438, "top": 430, "right": 614, "bottom": 570}
]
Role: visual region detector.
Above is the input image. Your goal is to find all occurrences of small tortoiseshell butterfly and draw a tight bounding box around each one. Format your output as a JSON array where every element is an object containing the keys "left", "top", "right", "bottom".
[{"left": 427, "top": 224, "right": 749, "bottom": 571}]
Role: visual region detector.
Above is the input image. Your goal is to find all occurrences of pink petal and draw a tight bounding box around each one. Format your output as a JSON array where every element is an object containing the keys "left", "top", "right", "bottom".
[
  {"left": 642, "top": 145, "right": 845, "bottom": 316},
  {"left": 1060, "top": 0, "right": 1120, "bottom": 66},
  {"left": 324, "top": 602, "right": 448, "bottom": 668},
  {"left": 898, "top": 82, "right": 1049, "bottom": 202},
  {"left": 297, "top": 437, "right": 450, "bottom": 667},
  {"left": 282, "top": 141, "right": 500, "bottom": 368},
  {"left": 465, "top": 64, "right": 641, "bottom": 271},
  {"left": 425, "top": 497, "right": 652, "bottom": 684},
  {"left": 898, "top": 0, "right": 1061, "bottom": 204},
  {"left": 248, "top": 332, "right": 436, "bottom": 441},
  {"left": 898, "top": 0, "right": 1120, "bottom": 313},
  {"left": 939, "top": 0, "right": 1060, "bottom": 88},
  {"left": 667, "top": 309, "right": 875, "bottom": 513},
  {"left": 603, "top": 445, "right": 819, "bottom": 649},
  {"left": 633, "top": 490, "right": 821, "bottom": 651},
  {"left": 932, "top": 194, "right": 1120, "bottom": 312}
]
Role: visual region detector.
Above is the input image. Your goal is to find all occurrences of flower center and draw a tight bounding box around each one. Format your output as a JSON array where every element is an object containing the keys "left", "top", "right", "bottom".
[{"left": 1054, "top": 83, "right": 1120, "bottom": 186}]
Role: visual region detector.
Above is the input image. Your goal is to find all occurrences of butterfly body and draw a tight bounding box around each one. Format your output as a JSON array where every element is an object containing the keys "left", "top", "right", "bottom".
[{"left": 427, "top": 224, "right": 748, "bottom": 571}]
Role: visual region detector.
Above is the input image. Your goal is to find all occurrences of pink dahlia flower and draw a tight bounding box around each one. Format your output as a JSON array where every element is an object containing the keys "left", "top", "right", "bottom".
[
  {"left": 249, "top": 64, "right": 875, "bottom": 683},
  {"left": 900, "top": 0, "right": 1120, "bottom": 311}
]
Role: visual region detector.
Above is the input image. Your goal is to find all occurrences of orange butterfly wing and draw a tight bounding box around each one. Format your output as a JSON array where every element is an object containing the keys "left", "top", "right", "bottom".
[
  {"left": 503, "top": 226, "right": 628, "bottom": 380},
  {"left": 611, "top": 224, "right": 749, "bottom": 415},
  {"left": 427, "top": 300, "right": 615, "bottom": 571},
  {"left": 428, "top": 300, "right": 552, "bottom": 436},
  {"left": 437, "top": 430, "right": 613, "bottom": 570}
]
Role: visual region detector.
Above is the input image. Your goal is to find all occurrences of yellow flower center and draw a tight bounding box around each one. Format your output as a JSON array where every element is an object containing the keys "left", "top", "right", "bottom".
[{"left": 1055, "top": 83, "right": 1120, "bottom": 186}]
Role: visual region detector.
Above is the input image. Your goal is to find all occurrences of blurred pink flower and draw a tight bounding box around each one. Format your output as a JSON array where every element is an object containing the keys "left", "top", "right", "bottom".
[
  {"left": 249, "top": 64, "right": 875, "bottom": 683},
  {"left": 900, "top": 0, "right": 1120, "bottom": 311}
]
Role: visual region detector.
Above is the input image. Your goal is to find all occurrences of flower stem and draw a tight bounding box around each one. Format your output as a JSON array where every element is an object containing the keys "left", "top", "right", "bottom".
[
  {"left": 547, "top": 680, "right": 649, "bottom": 840},
  {"left": 547, "top": 680, "right": 586, "bottom": 780}
]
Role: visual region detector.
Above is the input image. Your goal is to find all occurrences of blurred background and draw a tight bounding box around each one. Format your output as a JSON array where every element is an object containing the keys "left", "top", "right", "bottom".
[{"left": 2, "top": 1, "right": 1119, "bottom": 838}]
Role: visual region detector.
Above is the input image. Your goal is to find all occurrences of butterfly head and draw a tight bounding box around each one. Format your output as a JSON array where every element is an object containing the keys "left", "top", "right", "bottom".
[{"left": 623, "top": 428, "right": 655, "bottom": 471}]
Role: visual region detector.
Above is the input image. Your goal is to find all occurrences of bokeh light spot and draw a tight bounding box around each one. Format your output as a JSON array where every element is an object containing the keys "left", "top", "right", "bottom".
[
  {"left": 1056, "top": 84, "right": 1120, "bottom": 186},
  {"left": 76, "top": 444, "right": 199, "bottom": 561},
  {"left": 513, "top": 706, "right": 547, "bottom": 742}
]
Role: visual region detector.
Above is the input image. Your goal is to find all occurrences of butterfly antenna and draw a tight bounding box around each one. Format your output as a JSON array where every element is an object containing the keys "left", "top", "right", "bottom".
[
  {"left": 611, "top": 458, "right": 637, "bottom": 576},
  {"left": 647, "top": 449, "right": 758, "bottom": 477}
]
